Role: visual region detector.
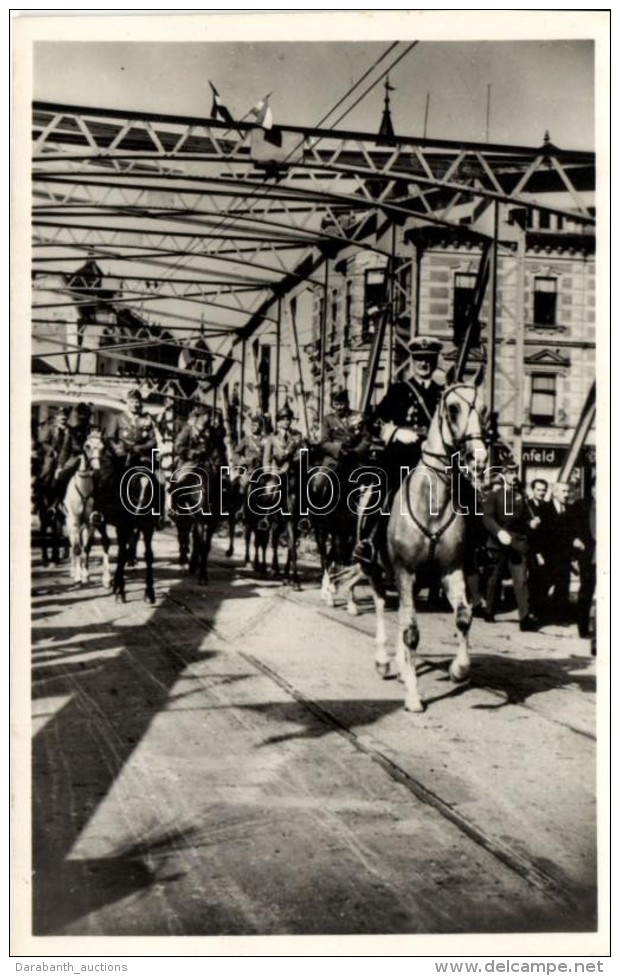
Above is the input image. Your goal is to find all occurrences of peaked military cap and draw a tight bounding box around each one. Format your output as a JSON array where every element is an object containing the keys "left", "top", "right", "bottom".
[
  {"left": 407, "top": 336, "right": 443, "bottom": 359},
  {"left": 276, "top": 402, "right": 294, "bottom": 421}
]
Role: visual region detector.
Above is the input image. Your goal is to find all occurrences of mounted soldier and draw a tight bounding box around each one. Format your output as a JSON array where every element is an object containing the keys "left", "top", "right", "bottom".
[
  {"left": 38, "top": 406, "right": 69, "bottom": 483},
  {"left": 233, "top": 412, "right": 266, "bottom": 492},
  {"left": 108, "top": 388, "right": 165, "bottom": 521},
  {"left": 319, "top": 388, "right": 371, "bottom": 473},
  {"left": 51, "top": 402, "right": 94, "bottom": 508},
  {"left": 174, "top": 404, "right": 225, "bottom": 469},
  {"left": 354, "top": 336, "right": 445, "bottom": 567},
  {"left": 262, "top": 402, "right": 304, "bottom": 476}
]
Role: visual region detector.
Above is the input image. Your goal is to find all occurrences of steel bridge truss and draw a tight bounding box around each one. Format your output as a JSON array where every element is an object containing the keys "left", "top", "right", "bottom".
[{"left": 32, "top": 101, "right": 595, "bottom": 415}]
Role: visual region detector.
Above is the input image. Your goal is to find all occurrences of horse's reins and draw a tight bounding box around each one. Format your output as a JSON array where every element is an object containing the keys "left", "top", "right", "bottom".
[{"left": 405, "top": 385, "right": 484, "bottom": 561}]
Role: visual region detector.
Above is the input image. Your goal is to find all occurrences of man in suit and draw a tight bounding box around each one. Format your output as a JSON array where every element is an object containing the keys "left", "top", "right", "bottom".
[
  {"left": 544, "top": 482, "right": 578, "bottom": 623},
  {"left": 570, "top": 483, "right": 596, "bottom": 640},
  {"left": 482, "top": 460, "right": 540, "bottom": 631},
  {"left": 527, "top": 478, "right": 553, "bottom": 619}
]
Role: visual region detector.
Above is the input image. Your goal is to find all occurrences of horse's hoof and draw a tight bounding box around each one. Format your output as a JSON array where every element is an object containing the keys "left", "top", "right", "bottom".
[
  {"left": 449, "top": 662, "right": 471, "bottom": 684},
  {"left": 405, "top": 698, "right": 425, "bottom": 713},
  {"left": 225, "top": 548, "right": 233, "bottom": 558},
  {"left": 145, "top": 593, "right": 156, "bottom": 605},
  {"left": 375, "top": 661, "right": 391, "bottom": 679},
  {"left": 347, "top": 603, "right": 359, "bottom": 617}
]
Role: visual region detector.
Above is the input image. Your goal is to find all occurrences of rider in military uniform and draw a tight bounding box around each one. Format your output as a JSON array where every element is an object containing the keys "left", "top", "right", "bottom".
[
  {"left": 354, "top": 336, "right": 445, "bottom": 566},
  {"left": 109, "top": 389, "right": 159, "bottom": 465},
  {"left": 108, "top": 388, "right": 165, "bottom": 518},
  {"left": 373, "top": 336, "right": 445, "bottom": 479},
  {"left": 51, "top": 402, "right": 94, "bottom": 507},
  {"left": 174, "top": 405, "right": 221, "bottom": 468},
  {"left": 36, "top": 406, "right": 70, "bottom": 511},
  {"left": 319, "top": 388, "right": 371, "bottom": 472},
  {"left": 233, "top": 412, "right": 266, "bottom": 493},
  {"left": 262, "top": 402, "right": 305, "bottom": 474}
]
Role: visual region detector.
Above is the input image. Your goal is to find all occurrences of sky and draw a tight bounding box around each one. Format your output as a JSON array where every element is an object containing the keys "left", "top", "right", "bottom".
[{"left": 33, "top": 37, "right": 595, "bottom": 151}]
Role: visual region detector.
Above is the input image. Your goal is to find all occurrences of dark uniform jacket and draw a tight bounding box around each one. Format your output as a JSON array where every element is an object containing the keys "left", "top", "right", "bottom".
[
  {"left": 235, "top": 432, "right": 265, "bottom": 469},
  {"left": 57, "top": 423, "right": 91, "bottom": 469},
  {"left": 482, "top": 484, "right": 532, "bottom": 555},
  {"left": 320, "top": 410, "right": 370, "bottom": 461},
  {"left": 175, "top": 423, "right": 225, "bottom": 467},
  {"left": 374, "top": 378, "right": 443, "bottom": 433},
  {"left": 372, "top": 377, "right": 444, "bottom": 476},
  {"left": 263, "top": 429, "right": 304, "bottom": 471},
  {"left": 109, "top": 410, "right": 158, "bottom": 464}
]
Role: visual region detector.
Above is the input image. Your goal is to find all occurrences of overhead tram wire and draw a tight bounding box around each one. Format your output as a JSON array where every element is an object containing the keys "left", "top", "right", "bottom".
[
  {"left": 150, "top": 41, "right": 418, "bottom": 284},
  {"left": 32, "top": 43, "right": 419, "bottom": 311},
  {"left": 33, "top": 43, "right": 423, "bottom": 371}
]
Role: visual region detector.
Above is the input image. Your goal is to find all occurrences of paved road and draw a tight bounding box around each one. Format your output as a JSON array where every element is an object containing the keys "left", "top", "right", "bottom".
[{"left": 30, "top": 530, "right": 597, "bottom": 937}]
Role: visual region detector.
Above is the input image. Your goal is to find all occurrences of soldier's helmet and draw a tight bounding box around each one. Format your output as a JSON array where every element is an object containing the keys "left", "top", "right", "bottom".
[
  {"left": 331, "top": 387, "right": 350, "bottom": 407},
  {"left": 276, "top": 402, "right": 294, "bottom": 422},
  {"left": 128, "top": 388, "right": 143, "bottom": 403},
  {"left": 407, "top": 336, "right": 443, "bottom": 361}
]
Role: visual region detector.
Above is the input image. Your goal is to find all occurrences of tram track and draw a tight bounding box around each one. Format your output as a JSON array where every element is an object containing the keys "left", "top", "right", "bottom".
[
  {"left": 165, "top": 584, "right": 587, "bottom": 914},
  {"left": 276, "top": 586, "right": 597, "bottom": 743}
]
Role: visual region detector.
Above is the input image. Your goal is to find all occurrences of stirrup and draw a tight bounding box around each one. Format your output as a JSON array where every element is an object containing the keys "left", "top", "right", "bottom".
[
  {"left": 89, "top": 510, "right": 103, "bottom": 527},
  {"left": 353, "top": 538, "right": 375, "bottom": 568},
  {"left": 257, "top": 517, "right": 270, "bottom": 532}
]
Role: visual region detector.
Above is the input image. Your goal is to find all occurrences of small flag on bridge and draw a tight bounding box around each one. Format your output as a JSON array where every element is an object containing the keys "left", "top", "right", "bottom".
[
  {"left": 209, "top": 82, "right": 236, "bottom": 127},
  {"left": 250, "top": 93, "right": 274, "bottom": 131}
]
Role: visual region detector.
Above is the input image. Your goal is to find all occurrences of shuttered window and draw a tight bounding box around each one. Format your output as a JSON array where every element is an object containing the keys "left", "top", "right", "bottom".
[{"left": 530, "top": 373, "right": 557, "bottom": 425}]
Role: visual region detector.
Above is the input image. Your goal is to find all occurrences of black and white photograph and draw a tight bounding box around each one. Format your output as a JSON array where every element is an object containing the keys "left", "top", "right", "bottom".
[{"left": 11, "top": 9, "right": 610, "bottom": 955}]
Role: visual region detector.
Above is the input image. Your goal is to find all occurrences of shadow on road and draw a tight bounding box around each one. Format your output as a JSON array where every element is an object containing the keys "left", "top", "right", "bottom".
[{"left": 31, "top": 548, "right": 261, "bottom": 935}]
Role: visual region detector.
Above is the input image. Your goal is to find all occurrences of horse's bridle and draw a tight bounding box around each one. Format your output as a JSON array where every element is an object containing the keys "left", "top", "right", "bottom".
[
  {"left": 421, "top": 384, "right": 487, "bottom": 480},
  {"left": 404, "top": 384, "right": 487, "bottom": 560}
]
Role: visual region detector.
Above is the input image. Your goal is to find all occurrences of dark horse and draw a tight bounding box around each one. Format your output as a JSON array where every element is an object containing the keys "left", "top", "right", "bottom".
[
  {"left": 170, "top": 459, "right": 231, "bottom": 584},
  {"left": 368, "top": 372, "right": 488, "bottom": 712},
  {"left": 31, "top": 441, "right": 68, "bottom": 566},
  {"left": 94, "top": 441, "right": 161, "bottom": 604}
]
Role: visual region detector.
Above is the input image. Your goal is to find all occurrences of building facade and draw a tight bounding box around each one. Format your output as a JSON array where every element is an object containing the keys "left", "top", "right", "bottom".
[{"left": 309, "top": 212, "right": 596, "bottom": 489}]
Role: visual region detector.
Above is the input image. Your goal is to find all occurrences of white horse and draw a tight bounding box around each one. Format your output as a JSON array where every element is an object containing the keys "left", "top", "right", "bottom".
[
  {"left": 63, "top": 430, "right": 112, "bottom": 588},
  {"left": 368, "top": 374, "right": 488, "bottom": 712}
]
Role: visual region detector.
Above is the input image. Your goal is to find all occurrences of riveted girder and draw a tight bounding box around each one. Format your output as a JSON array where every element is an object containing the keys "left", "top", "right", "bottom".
[{"left": 32, "top": 101, "right": 595, "bottom": 391}]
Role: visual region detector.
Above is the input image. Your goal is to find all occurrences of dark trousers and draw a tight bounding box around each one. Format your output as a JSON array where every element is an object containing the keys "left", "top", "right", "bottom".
[
  {"left": 486, "top": 545, "right": 530, "bottom": 620},
  {"left": 576, "top": 561, "right": 596, "bottom": 638},
  {"left": 546, "top": 551, "right": 573, "bottom": 622},
  {"left": 528, "top": 553, "right": 550, "bottom": 618}
]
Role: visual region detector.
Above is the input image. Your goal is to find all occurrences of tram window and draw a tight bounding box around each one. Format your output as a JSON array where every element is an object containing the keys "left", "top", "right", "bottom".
[{"left": 533, "top": 277, "right": 558, "bottom": 326}]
